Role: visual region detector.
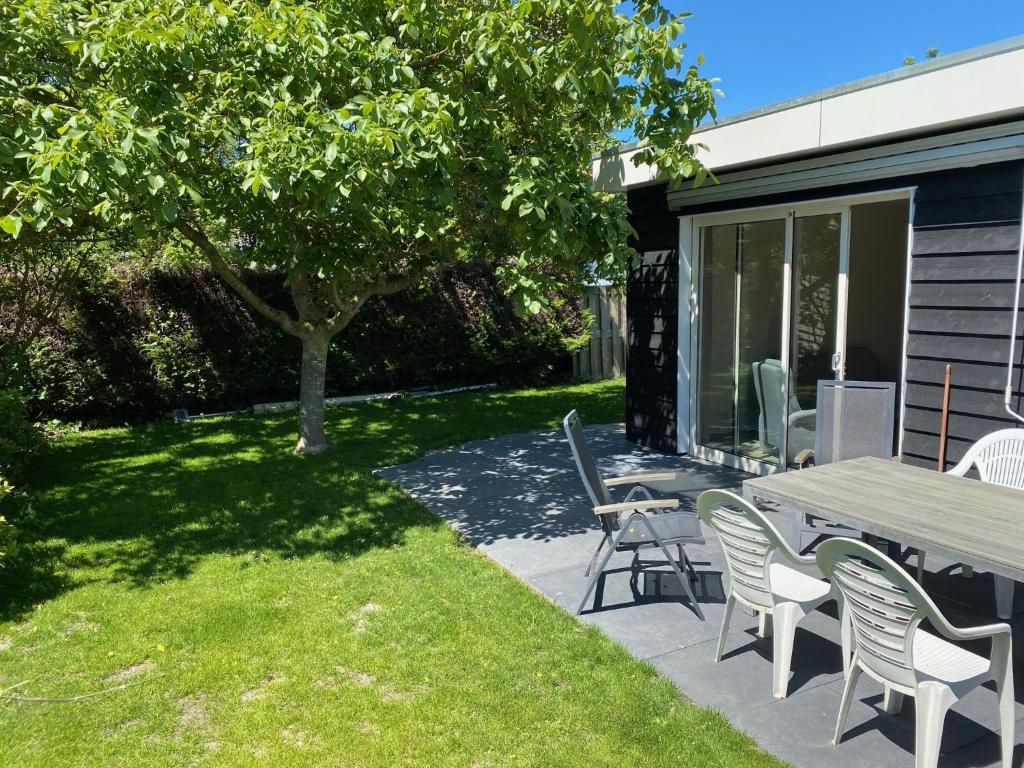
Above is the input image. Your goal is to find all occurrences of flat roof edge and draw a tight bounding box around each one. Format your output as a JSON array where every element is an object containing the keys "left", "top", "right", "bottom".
[{"left": 594, "top": 34, "right": 1024, "bottom": 161}]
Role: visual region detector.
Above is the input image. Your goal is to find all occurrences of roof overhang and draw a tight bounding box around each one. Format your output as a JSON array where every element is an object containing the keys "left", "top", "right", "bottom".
[{"left": 592, "top": 35, "right": 1024, "bottom": 193}]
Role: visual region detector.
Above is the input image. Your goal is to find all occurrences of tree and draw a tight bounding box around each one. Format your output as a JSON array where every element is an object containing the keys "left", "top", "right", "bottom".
[{"left": 1, "top": 0, "right": 716, "bottom": 453}]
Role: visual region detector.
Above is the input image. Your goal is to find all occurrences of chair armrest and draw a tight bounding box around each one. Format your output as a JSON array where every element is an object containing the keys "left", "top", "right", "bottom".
[
  {"left": 593, "top": 498, "right": 680, "bottom": 516},
  {"left": 605, "top": 472, "right": 678, "bottom": 487},
  {"left": 934, "top": 619, "right": 1011, "bottom": 643},
  {"left": 776, "top": 545, "right": 818, "bottom": 569},
  {"left": 945, "top": 454, "right": 973, "bottom": 477},
  {"left": 788, "top": 409, "right": 816, "bottom": 428},
  {"left": 793, "top": 448, "right": 814, "bottom": 468}
]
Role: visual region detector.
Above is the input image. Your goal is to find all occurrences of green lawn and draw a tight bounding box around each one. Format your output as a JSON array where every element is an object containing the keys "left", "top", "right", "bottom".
[{"left": 0, "top": 380, "right": 781, "bottom": 767}]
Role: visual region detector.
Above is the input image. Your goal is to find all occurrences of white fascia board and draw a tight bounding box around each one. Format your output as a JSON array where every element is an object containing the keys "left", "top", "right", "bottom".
[
  {"left": 820, "top": 48, "right": 1024, "bottom": 145},
  {"left": 591, "top": 146, "right": 660, "bottom": 192},
  {"left": 593, "top": 43, "right": 1024, "bottom": 192},
  {"left": 694, "top": 102, "right": 822, "bottom": 171}
]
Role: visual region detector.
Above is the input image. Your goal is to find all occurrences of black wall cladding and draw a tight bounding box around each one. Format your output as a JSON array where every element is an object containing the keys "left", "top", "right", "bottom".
[
  {"left": 624, "top": 160, "right": 1024, "bottom": 465},
  {"left": 625, "top": 183, "right": 679, "bottom": 453},
  {"left": 902, "top": 162, "right": 1024, "bottom": 469}
]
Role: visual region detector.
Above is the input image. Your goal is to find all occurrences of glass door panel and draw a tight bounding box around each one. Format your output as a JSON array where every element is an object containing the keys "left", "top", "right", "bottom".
[
  {"left": 697, "top": 219, "right": 786, "bottom": 465},
  {"left": 786, "top": 212, "right": 843, "bottom": 464},
  {"left": 697, "top": 224, "right": 737, "bottom": 455},
  {"left": 736, "top": 221, "right": 785, "bottom": 464}
]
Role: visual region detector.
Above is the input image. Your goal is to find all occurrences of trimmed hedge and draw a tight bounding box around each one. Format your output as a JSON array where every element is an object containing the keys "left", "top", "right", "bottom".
[{"left": 4, "top": 262, "right": 587, "bottom": 422}]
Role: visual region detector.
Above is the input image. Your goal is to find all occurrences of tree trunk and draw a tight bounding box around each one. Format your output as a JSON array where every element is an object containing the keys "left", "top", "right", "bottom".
[{"left": 295, "top": 331, "right": 331, "bottom": 455}]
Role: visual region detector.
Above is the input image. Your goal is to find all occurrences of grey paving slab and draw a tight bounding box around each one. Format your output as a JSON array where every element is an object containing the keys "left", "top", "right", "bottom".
[
  {"left": 650, "top": 629, "right": 842, "bottom": 716},
  {"left": 377, "top": 423, "right": 1024, "bottom": 768},
  {"left": 733, "top": 680, "right": 920, "bottom": 768}
]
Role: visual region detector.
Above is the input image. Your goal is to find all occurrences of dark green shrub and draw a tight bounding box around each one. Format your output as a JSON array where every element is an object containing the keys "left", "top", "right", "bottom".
[
  {"left": 136, "top": 307, "right": 220, "bottom": 404},
  {"left": 0, "top": 389, "right": 42, "bottom": 483},
  {"left": 9, "top": 262, "right": 586, "bottom": 422},
  {"left": 0, "top": 477, "right": 14, "bottom": 568},
  {"left": 0, "top": 389, "right": 43, "bottom": 572}
]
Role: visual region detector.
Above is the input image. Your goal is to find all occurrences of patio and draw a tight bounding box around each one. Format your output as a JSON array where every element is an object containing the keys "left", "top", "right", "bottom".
[{"left": 378, "top": 423, "right": 1024, "bottom": 768}]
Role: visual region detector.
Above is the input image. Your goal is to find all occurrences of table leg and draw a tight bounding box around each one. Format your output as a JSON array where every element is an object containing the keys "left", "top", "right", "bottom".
[
  {"left": 791, "top": 510, "right": 803, "bottom": 553},
  {"left": 995, "top": 575, "right": 1015, "bottom": 620}
]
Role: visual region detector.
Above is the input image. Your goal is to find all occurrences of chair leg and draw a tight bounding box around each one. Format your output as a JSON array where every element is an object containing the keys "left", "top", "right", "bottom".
[
  {"left": 914, "top": 683, "right": 955, "bottom": 768},
  {"left": 638, "top": 517, "right": 704, "bottom": 621},
  {"left": 916, "top": 551, "right": 926, "bottom": 584},
  {"left": 833, "top": 663, "right": 862, "bottom": 746},
  {"left": 679, "top": 546, "right": 699, "bottom": 581},
  {"left": 757, "top": 611, "right": 772, "bottom": 639},
  {"left": 962, "top": 564, "right": 974, "bottom": 579},
  {"left": 575, "top": 531, "right": 623, "bottom": 616},
  {"left": 994, "top": 575, "right": 1014, "bottom": 619},
  {"left": 839, "top": 602, "right": 852, "bottom": 680},
  {"left": 883, "top": 687, "right": 905, "bottom": 715},
  {"left": 715, "top": 594, "right": 736, "bottom": 662},
  {"left": 584, "top": 535, "right": 608, "bottom": 578},
  {"left": 772, "top": 602, "right": 802, "bottom": 699},
  {"left": 993, "top": 636, "right": 1015, "bottom": 768}
]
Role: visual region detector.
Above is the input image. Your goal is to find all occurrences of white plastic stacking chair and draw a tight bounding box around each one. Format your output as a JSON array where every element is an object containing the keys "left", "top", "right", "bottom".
[
  {"left": 817, "top": 538, "right": 1014, "bottom": 768},
  {"left": 921, "top": 428, "right": 1024, "bottom": 618},
  {"left": 697, "top": 489, "right": 831, "bottom": 698}
]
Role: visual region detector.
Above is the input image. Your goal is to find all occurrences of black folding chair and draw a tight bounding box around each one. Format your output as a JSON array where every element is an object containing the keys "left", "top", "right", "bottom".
[{"left": 563, "top": 410, "right": 705, "bottom": 620}]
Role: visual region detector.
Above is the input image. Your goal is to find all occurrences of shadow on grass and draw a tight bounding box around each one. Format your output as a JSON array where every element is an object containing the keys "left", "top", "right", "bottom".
[{"left": 0, "top": 381, "right": 625, "bottom": 621}]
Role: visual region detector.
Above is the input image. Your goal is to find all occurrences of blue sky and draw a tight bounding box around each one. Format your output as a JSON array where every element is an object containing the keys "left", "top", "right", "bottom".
[{"left": 669, "top": 1, "right": 1024, "bottom": 119}]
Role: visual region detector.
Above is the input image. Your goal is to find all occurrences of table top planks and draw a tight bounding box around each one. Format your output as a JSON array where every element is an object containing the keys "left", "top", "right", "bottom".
[{"left": 743, "top": 456, "right": 1024, "bottom": 581}]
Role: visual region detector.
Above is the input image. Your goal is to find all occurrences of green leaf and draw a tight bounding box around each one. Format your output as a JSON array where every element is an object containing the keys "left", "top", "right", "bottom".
[
  {"left": 0, "top": 215, "right": 22, "bottom": 238},
  {"left": 148, "top": 175, "right": 165, "bottom": 195},
  {"left": 160, "top": 200, "right": 178, "bottom": 221}
]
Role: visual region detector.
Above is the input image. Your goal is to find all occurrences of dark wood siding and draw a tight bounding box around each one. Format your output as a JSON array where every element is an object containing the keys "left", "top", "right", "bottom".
[
  {"left": 902, "top": 162, "right": 1024, "bottom": 469},
  {"left": 625, "top": 183, "right": 678, "bottom": 452},
  {"left": 624, "top": 161, "right": 1024, "bottom": 460}
]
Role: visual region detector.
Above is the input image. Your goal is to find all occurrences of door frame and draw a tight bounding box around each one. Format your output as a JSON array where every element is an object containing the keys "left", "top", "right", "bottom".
[{"left": 677, "top": 187, "right": 914, "bottom": 475}]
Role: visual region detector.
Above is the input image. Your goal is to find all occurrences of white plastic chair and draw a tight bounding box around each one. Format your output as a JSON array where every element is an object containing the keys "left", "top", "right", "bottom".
[
  {"left": 817, "top": 537, "right": 1014, "bottom": 768},
  {"left": 697, "top": 489, "right": 832, "bottom": 698},
  {"left": 920, "top": 428, "right": 1024, "bottom": 617}
]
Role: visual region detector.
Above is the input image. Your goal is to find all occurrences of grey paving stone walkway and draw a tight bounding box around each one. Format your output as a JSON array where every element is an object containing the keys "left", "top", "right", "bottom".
[{"left": 377, "top": 423, "right": 1024, "bottom": 768}]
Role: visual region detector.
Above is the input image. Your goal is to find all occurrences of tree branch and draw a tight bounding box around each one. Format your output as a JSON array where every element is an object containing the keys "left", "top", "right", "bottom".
[
  {"left": 367, "top": 272, "right": 420, "bottom": 298},
  {"left": 407, "top": 50, "right": 447, "bottom": 70},
  {"left": 175, "top": 220, "right": 300, "bottom": 337}
]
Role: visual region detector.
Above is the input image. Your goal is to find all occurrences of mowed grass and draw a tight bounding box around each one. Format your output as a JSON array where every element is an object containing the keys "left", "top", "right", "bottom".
[{"left": 0, "top": 380, "right": 782, "bottom": 767}]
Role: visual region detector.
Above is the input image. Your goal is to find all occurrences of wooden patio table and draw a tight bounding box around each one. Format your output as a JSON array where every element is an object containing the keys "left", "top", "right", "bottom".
[{"left": 742, "top": 456, "right": 1024, "bottom": 613}]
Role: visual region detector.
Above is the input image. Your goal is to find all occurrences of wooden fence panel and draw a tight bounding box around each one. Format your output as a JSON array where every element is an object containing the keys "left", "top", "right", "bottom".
[{"left": 573, "top": 285, "right": 627, "bottom": 381}]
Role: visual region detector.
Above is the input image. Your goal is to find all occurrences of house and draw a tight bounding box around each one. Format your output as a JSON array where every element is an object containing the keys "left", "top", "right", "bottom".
[{"left": 594, "top": 35, "right": 1024, "bottom": 474}]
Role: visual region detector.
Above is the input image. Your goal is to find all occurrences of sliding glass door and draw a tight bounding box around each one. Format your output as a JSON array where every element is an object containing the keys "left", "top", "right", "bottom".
[
  {"left": 698, "top": 218, "right": 786, "bottom": 464},
  {"left": 695, "top": 207, "right": 849, "bottom": 471}
]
